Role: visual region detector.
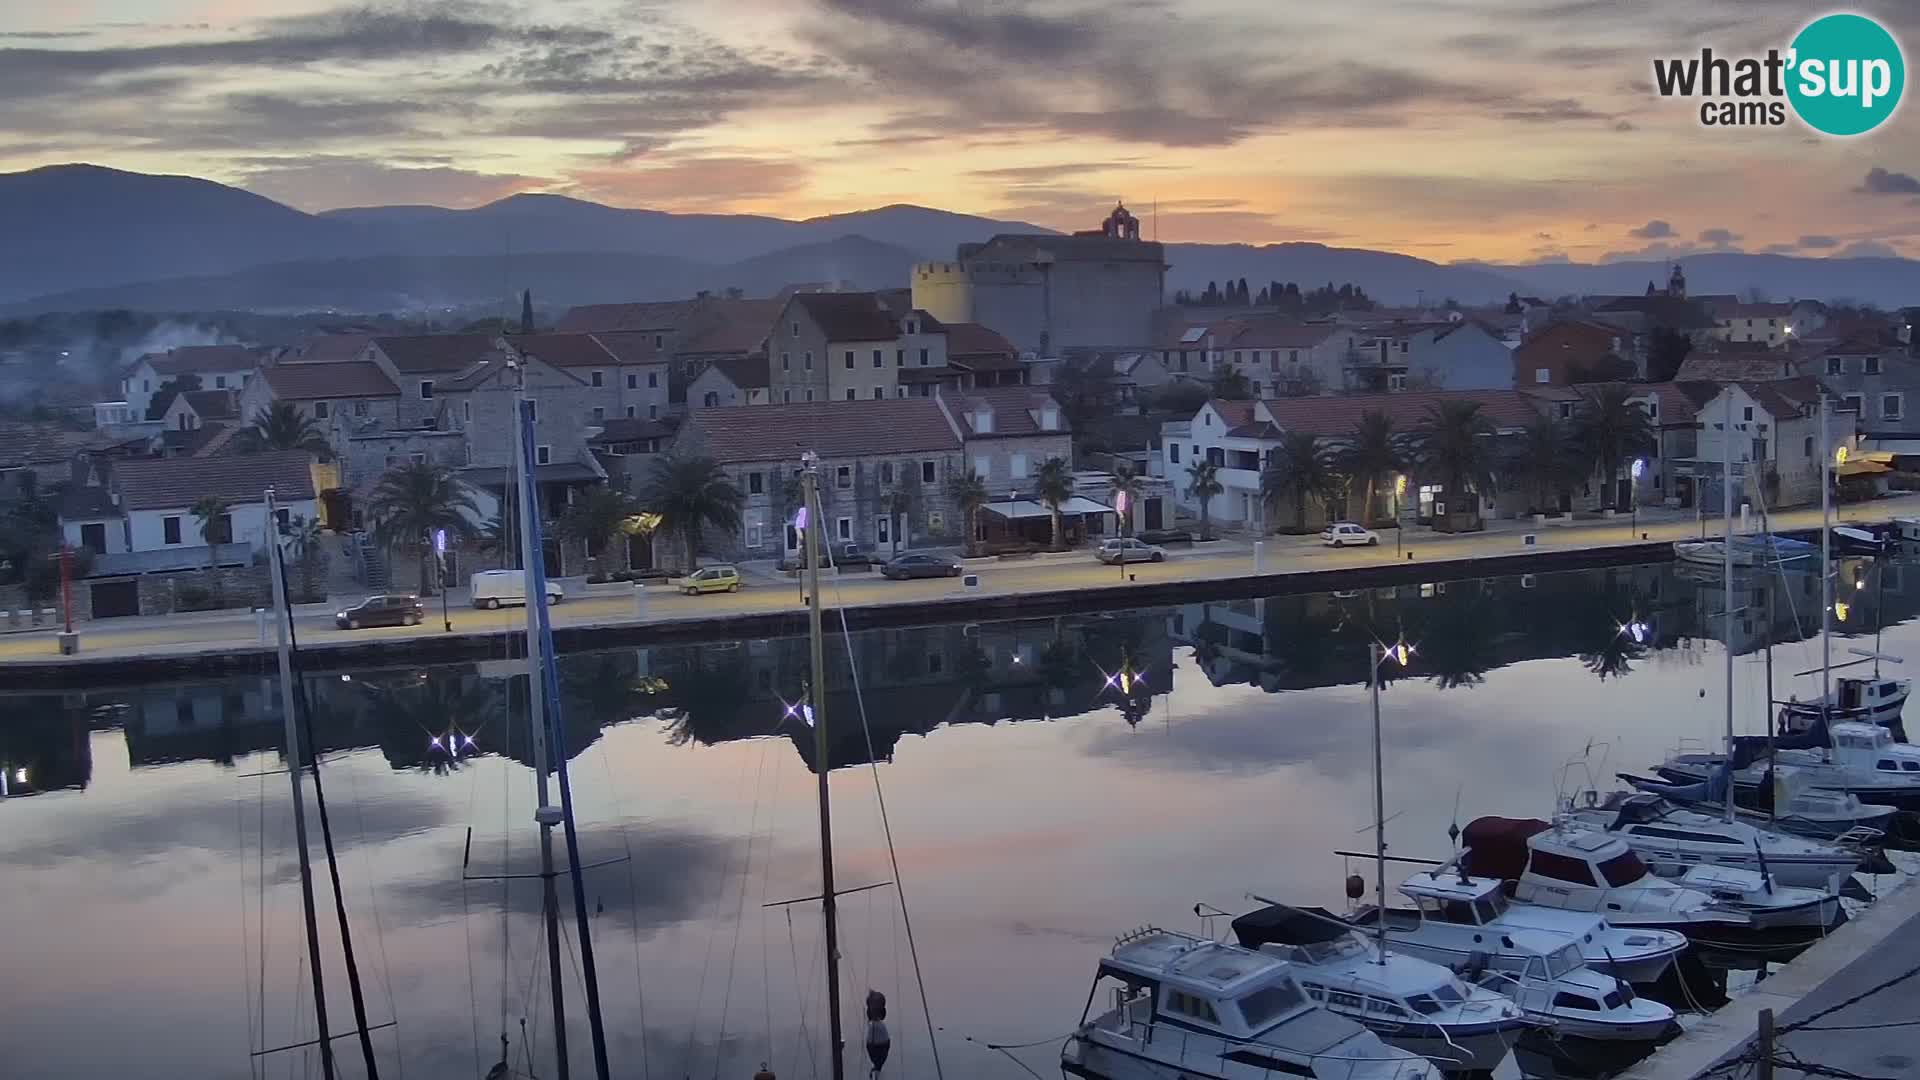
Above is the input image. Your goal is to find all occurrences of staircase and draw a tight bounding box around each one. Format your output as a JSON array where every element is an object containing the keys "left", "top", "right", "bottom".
[{"left": 350, "top": 532, "right": 390, "bottom": 589}]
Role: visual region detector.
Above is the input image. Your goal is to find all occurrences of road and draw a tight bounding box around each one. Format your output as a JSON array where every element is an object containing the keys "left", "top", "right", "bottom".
[{"left": 4, "top": 492, "right": 1916, "bottom": 669}]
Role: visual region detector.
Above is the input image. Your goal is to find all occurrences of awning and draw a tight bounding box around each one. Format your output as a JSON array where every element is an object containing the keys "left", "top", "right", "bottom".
[
  {"left": 1836, "top": 460, "right": 1892, "bottom": 477},
  {"left": 983, "top": 496, "right": 1115, "bottom": 520}
]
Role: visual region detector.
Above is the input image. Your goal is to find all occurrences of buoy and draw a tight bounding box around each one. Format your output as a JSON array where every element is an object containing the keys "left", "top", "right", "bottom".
[
  {"left": 865, "top": 1020, "right": 891, "bottom": 1071},
  {"left": 755, "top": 1064, "right": 776, "bottom": 1080},
  {"left": 1344, "top": 874, "right": 1366, "bottom": 900},
  {"left": 865, "top": 989, "right": 887, "bottom": 1022}
]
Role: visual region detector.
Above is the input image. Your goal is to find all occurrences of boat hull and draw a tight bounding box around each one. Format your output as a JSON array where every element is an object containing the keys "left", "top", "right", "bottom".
[
  {"left": 1587, "top": 947, "right": 1684, "bottom": 984},
  {"left": 1380, "top": 1025, "right": 1519, "bottom": 1074},
  {"left": 1658, "top": 761, "right": 1920, "bottom": 812}
]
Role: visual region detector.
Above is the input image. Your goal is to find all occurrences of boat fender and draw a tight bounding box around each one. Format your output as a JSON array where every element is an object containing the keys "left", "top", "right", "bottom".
[
  {"left": 865, "top": 1021, "right": 891, "bottom": 1071},
  {"left": 1345, "top": 874, "right": 1366, "bottom": 900},
  {"left": 755, "top": 1066, "right": 777, "bottom": 1080},
  {"left": 1584, "top": 790, "right": 1598, "bottom": 808}
]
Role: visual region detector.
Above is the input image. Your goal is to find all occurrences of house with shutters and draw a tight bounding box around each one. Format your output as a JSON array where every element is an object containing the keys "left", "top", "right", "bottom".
[
  {"left": 362, "top": 333, "right": 503, "bottom": 427},
  {"left": 509, "top": 331, "right": 672, "bottom": 424},
  {"left": 237, "top": 359, "right": 402, "bottom": 452},
  {"left": 767, "top": 292, "right": 952, "bottom": 404}
]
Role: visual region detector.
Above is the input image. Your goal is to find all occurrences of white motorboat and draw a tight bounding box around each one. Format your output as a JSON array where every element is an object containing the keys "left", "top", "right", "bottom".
[
  {"left": 1348, "top": 869, "right": 1686, "bottom": 986},
  {"left": 1230, "top": 905, "right": 1530, "bottom": 1074},
  {"left": 1673, "top": 540, "right": 1753, "bottom": 567},
  {"left": 1893, "top": 517, "right": 1920, "bottom": 543},
  {"left": 1568, "top": 791, "right": 1875, "bottom": 890},
  {"left": 1462, "top": 815, "right": 1842, "bottom": 942},
  {"left": 1621, "top": 766, "right": 1901, "bottom": 845},
  {"left": 1660, "top": 720, "right": 1920, "bottom": 811},
  {"left": 1062, "top": 928, "right": 1442, "bottom": 1080}
]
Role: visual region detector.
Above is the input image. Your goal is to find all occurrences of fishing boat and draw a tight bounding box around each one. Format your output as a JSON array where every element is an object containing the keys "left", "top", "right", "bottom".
[
  {"left": 1229, "top": 905, "right": 1530, "bottom": 1073},
  {"left": 1570, "top": 789, "right": 1882, "bottom": 887},
  {"left": 1659, "top": 719, "right": 1920, "bottom": 811},
  {"left": 1060, "top": 928, "right": 1443, "bottom": 1080},
  {"left": 1829, "top": 525, "right": 1888, "bottom": 557},
  {"left": 1460, "top": 816, "right": 1841, "bottom": 942},
  {"left": 1781, "top": 676, "right": 1911, "bottom": 734}
]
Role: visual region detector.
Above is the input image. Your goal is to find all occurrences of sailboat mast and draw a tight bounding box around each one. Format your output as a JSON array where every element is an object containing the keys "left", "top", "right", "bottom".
[
  {"left": 1368, "top": 643, "right": 1387, "bottom": 966},
  {"left": 1723, "top": 392, "right": 1736, "bottom": 825},
  {"left": 1821, "top": 393, "right": 1832, "bottom": 707},
  {"left": 265, "top": 486, "right": 338, "bottom": 1080},
  {"left": 802, "top": 454, "right": 847, "bottom": 1080},
  {"left": 513, "top": 372, "right": 572, "bottom": 1080}
]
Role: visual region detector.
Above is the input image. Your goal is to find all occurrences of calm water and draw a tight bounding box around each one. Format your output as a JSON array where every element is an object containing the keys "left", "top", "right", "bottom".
[{"left": 3, "top": 557, "right": 1916, "bottom": 1080}]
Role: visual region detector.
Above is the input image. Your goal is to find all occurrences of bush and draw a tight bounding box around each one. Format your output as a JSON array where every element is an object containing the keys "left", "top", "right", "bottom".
[
  {"left": 586, "top": 573, "right": 610, "bottom": 584},
  {"left": 610, "top": 569, "right": 634, "bottom": 582},
  {"left": 176, "top": 584, "right": 215, "bottom": 611}
]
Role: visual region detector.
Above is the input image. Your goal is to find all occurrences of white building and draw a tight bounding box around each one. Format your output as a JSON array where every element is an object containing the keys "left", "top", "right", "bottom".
[
  {"left": 121, "top": 344, "right": 264, "bottom": 420},
  {"left": 106, "top": 451, "right": 321, "bottom": 554}
]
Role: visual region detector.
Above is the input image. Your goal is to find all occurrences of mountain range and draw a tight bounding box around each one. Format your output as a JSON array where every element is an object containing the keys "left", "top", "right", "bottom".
[{"left": 5, "top": 164, "right": 1916, "bottom": 314}]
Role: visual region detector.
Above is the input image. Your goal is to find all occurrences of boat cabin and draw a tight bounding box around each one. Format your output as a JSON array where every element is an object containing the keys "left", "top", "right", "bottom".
[
  {"left": 1827, "top": 722, "right": 1920, "bottom": 774},
  {"left": 1090, "top": 929, "right": 1317, "bottom": 1041},
  {"left": 1603, "top": 794, "right": 1755, "bottom": 848},
  {"left": 1392, "top": 872, "right": 1588, "bottom": 979},
  {"left": 1229, "top": 906, "right": 1484, "bottom": 1023}
]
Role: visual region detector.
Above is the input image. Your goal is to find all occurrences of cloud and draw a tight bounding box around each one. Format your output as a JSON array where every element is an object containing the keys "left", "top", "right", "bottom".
[
  {"left": 1614, "top": 120, "right": 1636, "bottom": 131},
  {"left": 567, "top": 155, "right": 811, "bottom": 208},
  {"left": 1497, "top": 98, "right": 1607, "bottom": 123},
  {"left": 1697, "top": 227, "right": 1742, "bottom": 248},
  {"left": 1859, "top": 167, "right": 1920, "bottom": 195},
  {"left": 1799, "top": 234, "right": 1839, "bottom": 249},
  {"left": 1837, "top": 240, "right": 1900, "bottom": 258},
  {"left": 1630, "top": 219, "right": 1676, "bottom": 239},
  {"left": 238, "top": 156, "right": 553, "bottom": 210}
]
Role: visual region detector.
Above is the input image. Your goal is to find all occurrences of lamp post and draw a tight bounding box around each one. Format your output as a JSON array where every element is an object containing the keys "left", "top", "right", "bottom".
[
  {"left": 1008, "top": 491, "right": 1018, "bottom": 547},
  {"left": 1630, "top": 459, "right": 1645, "bottom": 538},
  {"left": 433, "top": 528, "right": 450, "bottom": 632}
]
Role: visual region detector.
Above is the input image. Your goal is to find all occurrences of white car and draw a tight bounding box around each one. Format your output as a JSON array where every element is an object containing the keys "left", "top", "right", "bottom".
[
  {"left": 1095, "top": 537, "right": 1166, "bottom": 564},
  {"left": 1320, "top": 522, "right": 1379, "bottom": 547}
]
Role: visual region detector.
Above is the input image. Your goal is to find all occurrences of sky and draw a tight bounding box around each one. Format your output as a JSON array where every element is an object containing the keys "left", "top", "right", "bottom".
[{"left": 2, "top": 0, "right": 1919, "bottom": 264}]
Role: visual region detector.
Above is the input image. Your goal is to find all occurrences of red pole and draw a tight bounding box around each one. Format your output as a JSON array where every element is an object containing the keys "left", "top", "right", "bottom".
[{"left": 60, "top": 545, "right": 73, "bottom": 634}]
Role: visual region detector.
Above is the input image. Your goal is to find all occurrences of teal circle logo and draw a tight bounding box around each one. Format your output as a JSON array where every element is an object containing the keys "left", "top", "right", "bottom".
[{"left": 1787, "top": 13, "right": 1905, "bottom": 136}]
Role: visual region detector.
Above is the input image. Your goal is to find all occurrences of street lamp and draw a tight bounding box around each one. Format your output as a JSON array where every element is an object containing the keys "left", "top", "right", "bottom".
[
  {"left": 1630, "top": 459, "right": 1645, "bottom": 537},
  {"left": 433, "top": 528, "right": 451, "bottom": 632}
]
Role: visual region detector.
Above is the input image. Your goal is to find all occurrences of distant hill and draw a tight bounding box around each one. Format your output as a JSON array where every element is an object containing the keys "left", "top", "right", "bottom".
[
  {"left": 1483, "top": 254, "right": 1920, "bottom": 307},
  {"left": 1167, "top": 243, "right": 1534, "bottom": 308}
]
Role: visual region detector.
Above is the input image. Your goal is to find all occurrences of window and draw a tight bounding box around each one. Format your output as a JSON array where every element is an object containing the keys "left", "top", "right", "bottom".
[
  {"left": 1903, "top": 761, "right": 1920, "bottom": 772},
  {"left": 749, "top": 471, "right": 765, "bottom": 494},
  {"left": 1553, "top": 993, "right": 1602, "bottom": 1012},
  {"left": 592, "top": 406, "right": 605, "bottom": 420},
  {"left": 872, "top": 349, "right": 883, "bottom": 368},
  {"left": 895, "top": 348, "right": 905, "bottom": 366},
  {"left": 1168, "top": 443, "right": 1181, "bottom": 463},
  {"left": 1805, "top": 435, "right": 1814, "bottom": 457},
  {"left": 163, "top": 516, "right": 182, "bottom": 545},
  {"left": 880, "top": 462, "right": 894, "bottom": 484},
  {"left": 1743, "top": 406, "right": 1754, "bottom": 422},
  {"left": 919, "top": 348, "right": 930, "bottom": 366},
  {"left": 973, "top": 454, "right": 991, "bottom": 478},
  {"left": 143, "top": 379, "right": 151, "bottom": 393},
  {"left": 1165, "top": 990, "right": 1221, "bottom": 1025},
  {"left": 627, "top": 372, "right": 638, "bottom": 389},
  {"left": 462, "top": 400, "right": 472, "bottom": 424},
  {"left": 805, "top": 389, "right": 814, "bottom": 402},
  {"left": 648, "top": 404, "right": 658, "bottom": 419},
  {"left": 1388, "top": 373, "right": 1407, "bottom": 391},
  {"left": 214, "top": 375, "right": 227, "bottom": 388},
  {"left": 897, "top": 387, "right": 908, "bottom": 398},
  {"left": 791, "top": 321, "right": 799, "bottom": 338},
  {"left": 781, "top": 352, "right": 791, "bottom": 371},
  {"left": 846, "top": 389, "right": 857, "bottom": 400},
  {"left": 313, "top": 400, "right": 331, "bottom": 419},
  {"left": 1867, "top": 356, "right": 1882, "bottom": 375},
  {"left": 648, "top": 371, "right": 658, "bottom": 389},
  {"left": 783, "top": 390, "right": 792, "bottom": 403},
  {"left": 418, "top": 379, "right": 434, "bottom": 399},
  {"left": 1844, "top": 393, "right": 1864, "bottom": 414},
  {"left": 845, "top": 351, "right": 855, "bottom": 369},
  {"left": 536, "top": 445, "right": 551, "bottom": 465},
  {"left": 1878, "top": 759, "right": 1899, "bottom": 772},
  {"left": 836, "top": 465, "right": 852, "bottom": 489},
  {"left": 1883, "top": 394, "right": 1903, "bottom": 420},
  {"left": 1238, "top": 982, "right": 1306, "bottom": 1027},
  {"left": 590, "top": 370, "right": 604, "bottom": 387},
  {"left": 1011, "top": 453, "right": 1029, "bottom": 478},
  {"left": 354, "top": 400, "right": 368, "bottom": 417},
  {"left": 1206, "top": 447, "right": 1225, "bottom": 466},
  {"left": 805, "top": 351, "right": 813, "bottom": 369},
  {"left": 922, "top": 460, "right": 936, "bottom": 483},
  {"left": 836, "top": 517, "right": 852, "bottom": 541},
  {"left": 81, "top": 522, "right": 106, "bottom": 551},
  {"left": 872, "top": 387, "right": 884, "bottom": 399},
  {"left": 409, "top": 452, "right": 426, "bottom": 465},
  {"left": 527, "top": 400, "right": 538, "bottom": 422},
  {"left": 627, "top": 405, "right": 637, "bottom": 417},
  {"left": 1529, "top": 851, "right": 1596, "bottom": 885},
  {"left": 655, "top": 333, "right": 664, "bottom": 348}
]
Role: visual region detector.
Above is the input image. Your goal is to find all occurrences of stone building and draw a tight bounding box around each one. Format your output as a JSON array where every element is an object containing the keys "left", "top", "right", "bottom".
[
  {"left": 766, "top": 292, "right": 950, "bottom": 404},
  {"left": 911, "top": 204, "right": 1167, "bottom": 354},
  {"left": 237, "top": 360, "right": 402, "bottom": 457}
]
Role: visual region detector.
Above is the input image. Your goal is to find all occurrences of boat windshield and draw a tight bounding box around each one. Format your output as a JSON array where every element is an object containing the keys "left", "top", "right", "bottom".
[
  {"left": 1293, "top": 935, "right": 1368, "bottom": 964},
  {"left": 1545, "top": 944, "right": 1581, "bottom": 979},
  {"left": 1404, "top": 981, "right": 1468, "bottom": 1016},
  {"left": 1237, "top": 978, "right": 1307, "bottom": 1029},
  {"left": 1596, "top": 850, "right": 1649, "bottom": 886}
]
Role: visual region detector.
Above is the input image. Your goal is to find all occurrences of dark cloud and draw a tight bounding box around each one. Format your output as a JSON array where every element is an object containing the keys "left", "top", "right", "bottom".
[
  {"left": 1838, "top": 240, "right": 1900, "bottom": 258},
  {"left": 1630, "top": 219, "right": 1676, "bottom": 239},
  {"left": 0, "top": 31, "right": 92, "bottom": 40},
  {"left": 1859, "top": 167, "right": 1920, "bottom": 195},
  {"left": 1698, "top": 227, "right": 1741, "bottom": 248},
  {"left": 238, "top": 155, "right": 554, "bottom": 210},
  {"left": 1614, "top": 120, "right": 1636, "bottom": 131},
  {"left": 1799, "top": 234, "right": 1839, "bottom": 249},
  {"left": 1497, "top": 98, "right": 1607, "bottom": 123},
  {"left": 970, "top": 161, "right": 1169, "bottom": 183}
]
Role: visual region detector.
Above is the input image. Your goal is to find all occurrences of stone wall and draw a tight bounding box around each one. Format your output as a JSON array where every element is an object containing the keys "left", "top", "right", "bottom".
[{"left": 137, "top": 565, "right": 273, "bottom": 615}]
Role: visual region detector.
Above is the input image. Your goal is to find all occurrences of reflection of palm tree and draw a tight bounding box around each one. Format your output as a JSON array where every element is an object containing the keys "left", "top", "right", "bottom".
[
  {"left": 1413, "top": 587, "right": 1498, "bottom": 690},
  {"left": 660, "top": 654, "right": 752, "bottom": 746},
  {"left": 559, "top": 653, "right": 643, "bottom": 729},
  {"left": 354, "top": 672, "right": 501, "bottom": 773}
]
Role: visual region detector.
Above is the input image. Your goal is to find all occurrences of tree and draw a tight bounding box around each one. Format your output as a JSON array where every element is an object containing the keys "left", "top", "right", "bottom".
[
  {"left": 1505, "top": 292, "right": 1523, "bottom": 314},
  {"left": 1146, "top": 379, "right": 1210, "bottom": 416},
  {"left": 1414, "top": 400, "right": 1497, "bottom": 519},
  {"left": 1109, "top": 462, "right": 1143, "bottom": 537},
  {"left": 1209, "top": 368, "right": 1253, "bottom": 401},
  {"left": 242, "top": 401, "right": 332, "bottom": 458},
  {"left": 1260, "top": 431, "right": 1340, "bottom": 532},
  {"left": 1337, "top": 409, "right": 1404, "bottom": 525},
  {"left": 1571, "top": 383, "right": 1655, "bottom": 510},
  {"left": 1032, "top": 457, "right": 1075, "bottom": 550},
  {"left": 946, "top": 469, "right": 988, "bottom": 555},
  {"left": 1646, "top": 327, "right": 1693, "bottom": 382},
  {"left": 1236, "top": 277, "right": 1250, "bottom": 305},
  {"left": 634, "top": 452, "right": 744, "bottom": 571},
  {"left": 1504, "top": 415, "right": 1581, "bottom": 514},
  {"left": 1049, "top": 357, "right": 1118, "bottom": 428},
  {"left": 0, "top": 471, "right": 64, "bottom": 608},
  {"left": 1184, "top": 459, "right": 1223, "bottom": 540},
  {"left": 282, "top": 513, "right": 327, "bottom": 601},
  {"left": 367, "top": 462, "right": 479, "bottom": 596},
  {"left": 558, "top": 486, "right": 640, "bottom": 573},
  {"left": 146, "top": 373, "right": 202, "bottom": 421},
  {"left": 882, "top": 470, "right": 921, "bottom": 555},
  {"left": 191, "top": 495, "right": 231, "bottom": 601}
]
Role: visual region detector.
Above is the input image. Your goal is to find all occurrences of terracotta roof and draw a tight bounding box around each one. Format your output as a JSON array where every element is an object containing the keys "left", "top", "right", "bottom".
[
  {"left": 140, "top": 344, "right": 261, "bottom": 376},
  {"left": 1718, "top": 302, "right": 1794, "bottom": 320},
  {"left": 285, "top": 334, "right": 371, "bottom": 365},
  {"left": 1258, "top": 389, "right": 1540, "bottom": 438},
  {"left": 793, "top": 292, "right": 899, "bottom": 342},
  {"left": 193, "top": 423, "right": 247, "bottom": 457},
  {"left": 180, "top": 389, "right": 240, "bottom": 420},
  {"left": 899, "top": 365, "right": 961, "bottom": 384},
  {"left": 946, "top": 386, "right": 1069, "bottom": 438},
  {"left": 706, "top": 353, "right": 770, "bottom": 390},
  {"left": 1223, "top": 322, "right": 1336, "bottom": 349},
  {"left": 678, "top": 300, "right": 783, "bottom": 355},
  {"left": 113, "top": 450, "right": 316, "bottom": 510},
  {"left": 681, "top": 398, "right": 962, "bottom": 463},
  {"left": 590, "top": 331, "right": 668, "bottom": 367},
  {"left": 0, "top": 422, "right": 98, "bottom": 468},
  {"left": 1208, "top": 400, "right": 1257, "bottom": 428},
  {"left": 1226, "top": 422, "right": 1283, "bottom": 439},
  {"left": 261, "top": 361, "right": 398, "bottom": 399},
  {"left": 58, "top": 485, "right": 121, "bottom": 520},
  {"left": 502, "top": 332, "right": 612, "bottom": 369},
  {"left": 1517, "top": 319, "right": 1620, "bottom": 352},
  {"left": 1628, "top": 382, "right": 1704, "bottom": 424},
  {"left": 588, "top": 417, "right": 677, "bottom": 444},
  {"left": 940, "top": 321, "right": 1012, "bottom": 357},
  {"left": 555, "top": 300, "right": 699, "bottom": 333},
  {"left": 371, "top": 333, "right": 501, "bottom": 374}
]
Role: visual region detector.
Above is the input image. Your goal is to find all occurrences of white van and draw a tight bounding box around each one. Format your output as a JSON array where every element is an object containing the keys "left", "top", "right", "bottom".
[{"left": 470, "top": 569, "right": 565, "bottom": 609}]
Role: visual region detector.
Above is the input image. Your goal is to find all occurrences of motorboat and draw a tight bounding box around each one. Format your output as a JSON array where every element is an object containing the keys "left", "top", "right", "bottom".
[
  {"left": 1345, "top": 869, "right": 1685, "bottom": 985},
  {"left": 1659, "top": 719, "right": 1920, "bottom": 811},
  {"left": 1673, "top": 541, "right": 1753, "bottom": 567},
  {"left": 1461, "top": 816, "right": 1842, "bottom": 944},
  {"left": 1893, "top": 517, "right": 1920, "bottom": 543},
  {"left": 1830, "top": 525, "right": 1888, "bottom": 557},
  {"left": 1061, "top": 927, "right": 1442, "bottom": 1080},
  {"left": 1781, "top": 675, "right": 1910, "bottom": 736},
  {"left": 1571, "top": 790, "right": 1881, "bottom": 888},
  {"left": 1229, "top": 905, "right": 1530, "bottom": 1073}
]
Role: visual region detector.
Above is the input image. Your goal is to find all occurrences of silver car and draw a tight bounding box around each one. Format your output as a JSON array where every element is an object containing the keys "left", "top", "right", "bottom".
[{"left": 1096, "top": 537, "right": 1166, "bottom": 564}]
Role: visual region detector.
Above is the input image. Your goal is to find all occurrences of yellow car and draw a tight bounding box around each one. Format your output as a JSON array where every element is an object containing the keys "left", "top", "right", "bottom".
[{"left": 681, "top": 565, "right": 742, "bottom": 595}]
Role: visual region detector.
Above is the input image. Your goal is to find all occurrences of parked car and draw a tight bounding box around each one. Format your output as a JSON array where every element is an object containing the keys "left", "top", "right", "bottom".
[
  {"left": 681, "top": 565, "right": 742, "bottom": 594},
  {"left": 780, "top": 542, "right": 876, "bottom": 571},
  {"left": 470, "top": 569, "right": 565, "bottom": 609},
  {"left": 880, "top": 552, "right": 963, "bottom": 579},
  {"left": 1320, "top": 522, "right": 1380, "bottom": 547},
  {"left": 335, "top": 594, "right": 425, "bottom": 630},
  {"left": 1096, "top": 537, "right": 1166, "bottom": 564}
]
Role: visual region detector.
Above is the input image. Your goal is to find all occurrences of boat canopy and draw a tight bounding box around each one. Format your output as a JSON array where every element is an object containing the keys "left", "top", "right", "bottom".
[
  {"left": 1230, "top": 905, "right": 1353, "bottom": 950},
  {"left": 1461, "top": 817, "right": 1551, "bottom": 882}
]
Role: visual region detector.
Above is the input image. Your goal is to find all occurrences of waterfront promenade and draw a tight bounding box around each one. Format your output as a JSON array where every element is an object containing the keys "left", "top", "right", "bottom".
[{"left": 4, "top": 493, "right": 1917, "bottom": 682}]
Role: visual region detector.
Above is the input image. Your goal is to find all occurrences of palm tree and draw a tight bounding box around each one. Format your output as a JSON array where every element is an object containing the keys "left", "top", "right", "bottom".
[
  {"left": 242, "top": 401, "right": 332, "bottom": 458},
  {"left": 634, "top": 452, "right": 744, "bottom": 571},
  {"left": 1184, "top": 459, "right": 1223, "bottom": 540},
  {"left": 946, "top": 469, "right": 988, "bottom": 555},
  {"left": 1108, "top": 462, "right": 1143, "bottom": 537},
  {"left": 282, "top": 513, "right": 326, "bottom": 601},
  {"left": 1209, "top": 368, "right": 1253, "bottom": 401},
  {"left": 1505, "top": 415, "right": 1581, "bottom": 515},
  {"left": 1260, "top": 431, "right": 1339, "bottom": 532},
  {"left": 882, "top": 474, "right": 920, "bottom": 556},
  {"left": 366, "top": 462, "right": 479, "bottom": 596},
  {"left": 1032, "top": 457, "right": 1075, "bottom": 549},
  {"left": 1414, "top": 400, "right": 1497, "bottom": 525},
  {"left": 476, "top": 514, "right": 514, "bottom": 567},
  {"left": 558, "top": 486, "right": 639, "bottom": 574},
  {"left": 1571, "top": 384, "right": 1656, "bottom": 510},
  {"left": 1337, "top": 409, "right": 1403, "bottom": 525},
  {"left": 190, "top": 495, "right": 231, "bottom": 602}
]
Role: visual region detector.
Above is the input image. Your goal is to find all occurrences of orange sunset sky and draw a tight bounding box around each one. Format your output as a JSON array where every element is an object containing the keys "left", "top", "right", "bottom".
[{"left": 2, "top": 0, "right": 1917, "bottom": 263}]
